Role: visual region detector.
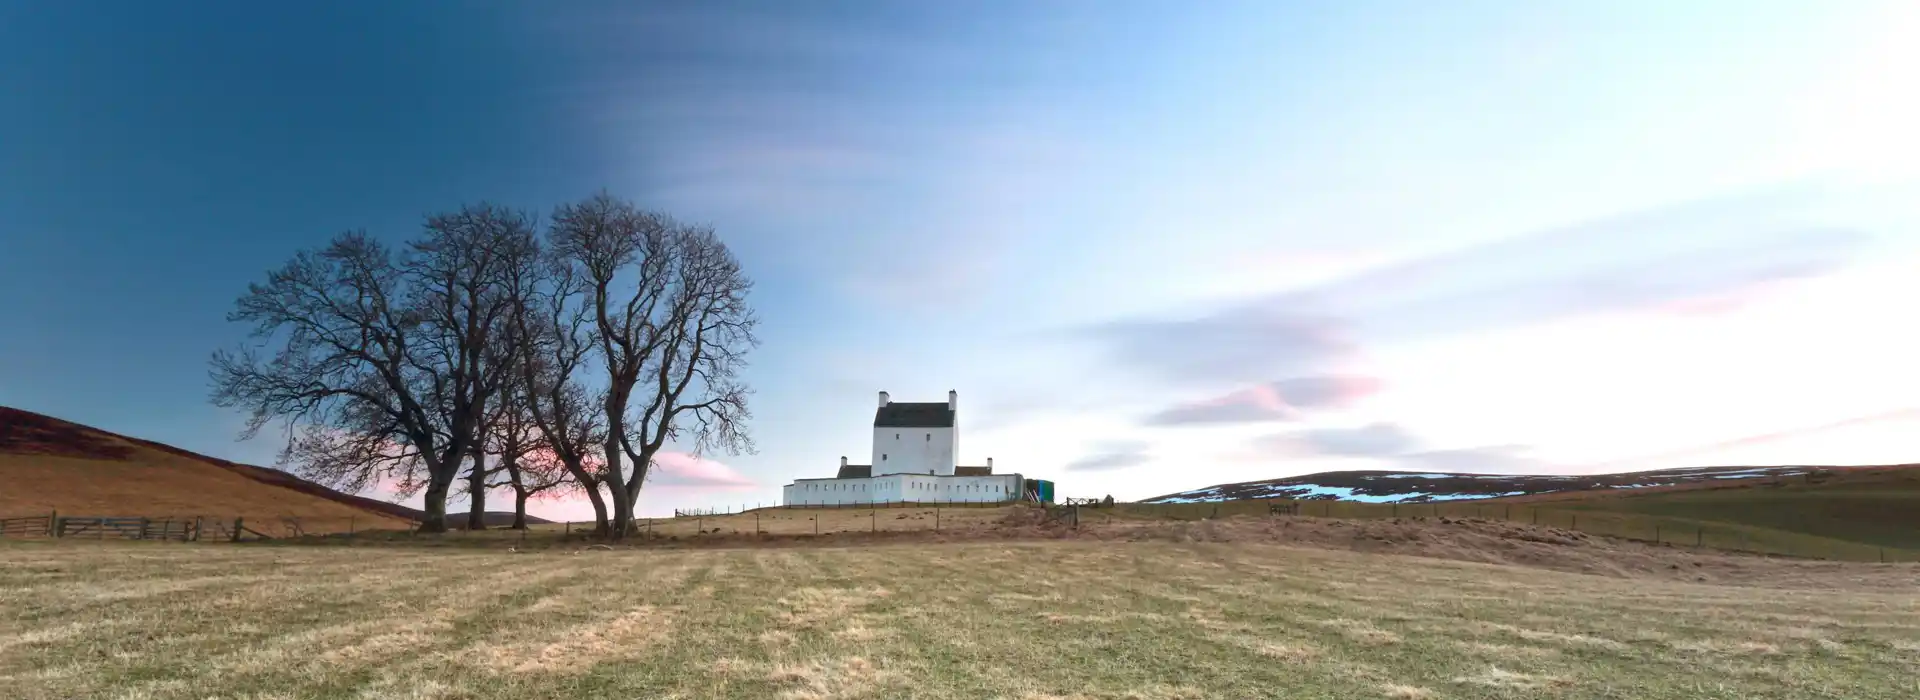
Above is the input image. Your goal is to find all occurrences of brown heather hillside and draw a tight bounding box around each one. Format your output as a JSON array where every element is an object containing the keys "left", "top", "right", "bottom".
[{"left": 0, "top": 406, "right": 417, "bottom": 532}]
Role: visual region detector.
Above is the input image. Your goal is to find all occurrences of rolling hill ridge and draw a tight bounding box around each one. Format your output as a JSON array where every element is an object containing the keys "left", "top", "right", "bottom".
[
  {"left": 1142, "top": 464, "right": 1901, "bottom": 504},
  {"left": 1, "top": 405, "right": 418, "bottom": 530}
]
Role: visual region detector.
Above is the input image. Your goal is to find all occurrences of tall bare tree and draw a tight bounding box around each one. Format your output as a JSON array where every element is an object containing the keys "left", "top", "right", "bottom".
[
  {"left": 489, "top": 378, "right": 570, "bottom": 529},
  {"left": 508, "top": 219, "right": 614, "bottom": 535},
  {"left": 211, "top": 204, "right": 535, "bottom": 532},
  {"left": 548, "top": 193, "right": 757, "bottom": 538},
  {"left": 401, "top": 204, "right": 534, "bottom": 531}
]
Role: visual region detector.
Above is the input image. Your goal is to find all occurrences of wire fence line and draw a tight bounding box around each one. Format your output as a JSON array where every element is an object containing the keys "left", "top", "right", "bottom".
[
  {"left": 0, "top": 512, "right": 397, "bottom": 541},
  {"left": 6, "top": 499, "right": 1911, "bottom": 563},
  {"left": 1109, "top": 499, "right": 1915, "bottom": 563}
]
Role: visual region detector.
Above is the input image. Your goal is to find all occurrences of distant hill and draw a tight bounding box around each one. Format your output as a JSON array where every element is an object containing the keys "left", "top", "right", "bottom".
[
  {"left": 445, "top": 511, "right": 555, "bottom": 529},
  {"left": 0, "top": 406, "right": 418, "bottom": 532},
  {"left": 1141, "top": 464, "right": 1896, "bottom": 504},
  {"left": 1145, "top": 464, "right": 1920, "bottom": 555}
]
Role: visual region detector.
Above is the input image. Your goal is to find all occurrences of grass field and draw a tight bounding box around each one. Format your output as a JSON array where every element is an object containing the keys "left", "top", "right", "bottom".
[
  {"left": 3, "top": 537, "right": 1916, "bottom": 700},
  {"left": 1545, "top": 471, "right": 1920, "bottom": 550}
]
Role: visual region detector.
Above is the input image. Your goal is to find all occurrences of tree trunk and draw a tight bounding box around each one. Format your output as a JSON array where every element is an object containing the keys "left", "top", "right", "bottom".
[
  {"left": 618, "top": 444, "right": 655, "bottom": 540},
  {"left": 603, "top": 437, "right": 632, "bottom": 539},
  {"left": 557, "top": 456, "right": 611, "bottom": 537},
  {"left": 609, "top": 493, "right": 634, "bottom": 540},
  {"left": 466, "top": 446, "right": 488, "bottom": 531},
  {"left": 418, "top": 471, "right": 453, "bottom": 533},
  {"left": 506, "top": 454, "right": 529, "bottom": 530},
  {"left": 585, "top": 486, "right": 611, "bottom": 537},
  {"left": 512, "top": 490, "right": 529, "bottom": 530}
]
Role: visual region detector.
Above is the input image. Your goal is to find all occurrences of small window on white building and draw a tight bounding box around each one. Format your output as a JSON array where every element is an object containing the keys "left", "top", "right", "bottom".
[
  {"left": 925, "top": 433, "right": 930, "bottom": 441},
  {"left": 882, "top": 454, "right": 888, "bottom": 461},
  {"left": 895, "top": 433, "right": 900, "bottom": 439}
]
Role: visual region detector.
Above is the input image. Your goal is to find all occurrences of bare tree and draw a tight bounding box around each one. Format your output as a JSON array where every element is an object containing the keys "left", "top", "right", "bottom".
[
  {"left": 489, "top": 378, "right": 570, "bottom": 529},
  {"left": 209, "top": 233, "right": 444, "bottom": 524},
  {"left": 210, "top": 204, "right": 535, "bottom": 532},
  {"left": 405, "top": 204, "right": 535, "bottom": 532},
  {"left": 548, "top": 193, "right": 757, "bottom": 539},
  {"left": 508, "top": 222, "right": 613, "bottom": 535}
]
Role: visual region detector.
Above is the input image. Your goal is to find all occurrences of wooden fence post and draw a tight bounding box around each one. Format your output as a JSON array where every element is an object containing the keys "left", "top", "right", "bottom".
[
  {"left": 755, "top": 510, "right": 761, "bottom": 535},
  {"left": 49, "top": 510, "right": 59, "bottom": 538},
  {"left": 231, "top": 517, "right": 244, "bottom": 543},
  {"left": 138, "top": 517, "right": 150, "bottom": 540},
  {"left": 565, "top": 520, "right": 572, "bottom": 535},
  {"left": 193, "top": 516, "right": 203, "bottom": 542}
]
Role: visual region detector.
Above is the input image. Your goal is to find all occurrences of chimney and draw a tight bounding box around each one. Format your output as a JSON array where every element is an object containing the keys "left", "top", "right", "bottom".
[
  {"left": 987, "top": 457, "right": 994, "bottom": 470},
  {"left": 948, "top": 389, "right": 957, "bottom": 410},
  {"left": 840, "top": 456, "right": 848, "bottom": 467},
  {"left": 878, "top": 391, "right": 890, "bottom": 407}
]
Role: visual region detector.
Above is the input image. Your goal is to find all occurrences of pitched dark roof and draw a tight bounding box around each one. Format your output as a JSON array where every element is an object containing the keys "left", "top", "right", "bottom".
[
  {"left": 836, "top": 464, "right": 872, "bottom": 479},
  {"left": 874, "top": 402, "right": 954, "bottom": 428},
  {"left": 954, "top": 466, "right": 992, "bottom": 477}
]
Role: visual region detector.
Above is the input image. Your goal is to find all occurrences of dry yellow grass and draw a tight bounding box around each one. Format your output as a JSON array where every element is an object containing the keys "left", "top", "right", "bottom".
[
  {"left": 2, "top": 537, "right": 1917, "bottom": 699},
  {"left": 0, "top": 407, "right": 413, "bottom": 533},
  {"left": 0, "top": 452, "right": 412, "bottom": 532}
]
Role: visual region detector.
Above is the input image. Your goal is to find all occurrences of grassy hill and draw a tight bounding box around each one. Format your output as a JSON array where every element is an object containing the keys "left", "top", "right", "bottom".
[
  {"left": 1522, "top": 466, "right": 1920, "bottom": 550},
  {"left": 0, "top": 406, "right": 416, "bottom": 533},
  {"left": 446, "top": 511, "right": 556, "bottom": 529},
  {"left": 1138, "top": 464, "right": 1920, "bottom": 561}
]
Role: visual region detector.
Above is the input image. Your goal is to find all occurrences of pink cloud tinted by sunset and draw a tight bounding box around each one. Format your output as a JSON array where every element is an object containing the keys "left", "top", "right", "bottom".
[{"left": 646, "top": 451, "right": 758, "bottom": 490}]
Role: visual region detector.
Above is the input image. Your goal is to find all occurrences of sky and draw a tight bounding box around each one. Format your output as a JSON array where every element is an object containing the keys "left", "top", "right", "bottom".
[{"left": 5, "top": 1, "right": 1920, "bottom": 519}]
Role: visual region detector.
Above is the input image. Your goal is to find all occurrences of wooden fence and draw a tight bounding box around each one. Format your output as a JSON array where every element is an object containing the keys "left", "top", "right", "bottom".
[
  {"left": 47, "top": 516, "right": 196, "bottom": 541},
  {"left": 0, "top": 514, "right": 53, "bottom": 537},
  {"left": 0, "top": 513, "right": 291, "bottom": 542}
]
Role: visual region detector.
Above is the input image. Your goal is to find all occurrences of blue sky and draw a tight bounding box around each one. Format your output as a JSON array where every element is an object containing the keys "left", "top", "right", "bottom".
[{"left": 5, "top": 1, "right": 1920, "bottom": 518}]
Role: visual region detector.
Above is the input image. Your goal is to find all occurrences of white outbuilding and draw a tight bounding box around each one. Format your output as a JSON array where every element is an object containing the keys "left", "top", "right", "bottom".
[{"left": 781, "top": 390, "right": 1034, "bottom": 506}]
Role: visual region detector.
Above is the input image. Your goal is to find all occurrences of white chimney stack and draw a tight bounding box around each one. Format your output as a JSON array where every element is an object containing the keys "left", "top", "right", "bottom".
[
  {"left": 840, "top": 456, "right": 848, "bottom": 467},
  {"left": 878, "top": 391, "right": 890, "bottom": 407},
  {"left": 987, "top": 457, "right": 993, "bottom": 469},
  {"left": 948, "top": 389, "right": 957, "bottom": 410}
]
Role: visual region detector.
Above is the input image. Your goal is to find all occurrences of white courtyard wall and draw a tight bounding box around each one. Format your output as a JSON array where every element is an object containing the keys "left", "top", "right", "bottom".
[{"left": 782, "top": 473, "right": 1019, "bottom": 506}]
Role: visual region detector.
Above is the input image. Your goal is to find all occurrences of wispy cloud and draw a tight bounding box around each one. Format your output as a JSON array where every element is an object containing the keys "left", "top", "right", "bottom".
[
  {"left": 647, "top": 451, "right": 757, "bottom": 490},
  {"left": 534, "top": 2, "right": 1097, "bottom": 310},
  {"left": 1084, "top": 188, "right": 1874, "bottom": 387},
  {"left": 1292, "top": 423, "right": 1419, "bottom": 458},
  {"left": 1064, "top": 441, "right": 1152, "bottom": 472},
  {"left": 1258, "top": 424, "right": 1552, "bottom": 475},
  {"left": 1144, "top": 375, "right": 1382, "bottom": 426},
  {"left": 1399, "top": 445, "right": 1550, "bottom": 474}
]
